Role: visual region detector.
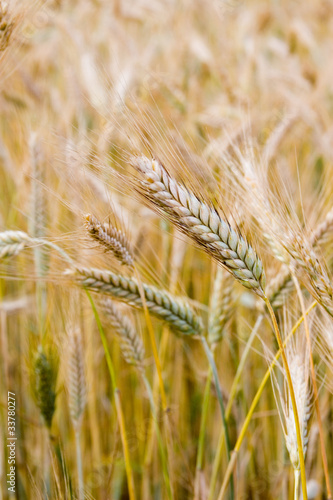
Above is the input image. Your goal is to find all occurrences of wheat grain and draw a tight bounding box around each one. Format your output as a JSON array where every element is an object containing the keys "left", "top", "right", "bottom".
[
  {"left": 71, "top": 266, "right": 203, "bottom": 336},
  {"left": 131, "top": 156, "right": 266, "bottom": 296}
]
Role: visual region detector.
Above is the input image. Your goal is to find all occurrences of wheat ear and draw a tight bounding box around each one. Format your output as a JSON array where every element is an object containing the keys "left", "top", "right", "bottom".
[
  {"left": 208, "top": 267, "right": 234, "bottom": 346},
  {"left": 289, "top": 239, "right": 333, "bottom": 317},
  {"left": 85, "top": 213, "right": 134, "bottom": 267},
  {"left": 71, "top": 266, "right": 203, "bottom": 336},
  {"left": 264, "top": 206, "right": 333, "bottom": 312},
  {"left": 311, "top": 207, "right": 333, "bottom": 247},
  {"left": 263, "top": 264, "right": 295, "bottom": 311},
  {"left": 0, "top": 3, "right": 14, "bottom": 51},
  {"left": 271, "top": 346, "right": 311, "bottom": 473},
  {"left": 29, "top": 135, "right": 49, "bottom": 274},
  {"left": 0, "top": 230, "right": 31, "bottom": 259},
  {"left": 131, "top": 156, "right": 265, "bottom": 296},
  {"left": 68, "top": 329, "right": 86, "bottom": 429},
  {"left": 99, "top": 298, "right": 145, "bottom": 372},
  {"left": 34, "top": 346, "right": 57, "bottom": 430},
  {"left": 67, "top": 328, "right": 86, "bottom": 500}
]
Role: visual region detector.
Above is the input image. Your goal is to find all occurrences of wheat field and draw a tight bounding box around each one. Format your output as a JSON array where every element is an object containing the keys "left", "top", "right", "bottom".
[{"left": 1, "top": 1, "right": 333, "bottom": 499}]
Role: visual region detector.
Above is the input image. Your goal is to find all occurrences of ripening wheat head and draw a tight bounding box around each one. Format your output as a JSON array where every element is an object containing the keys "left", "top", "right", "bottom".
[
  {"left": 85, "top": 213, "right": 134, "bottom": 268},
  {"left": 269, "top": 327, "right": 312, "bottom": 471},
  {"left": 33, "top": 346, "right": 57, "bottom": 430},
  {"left": 99, "top": 298, "right": 145, "bottom": 372},
  {"left": 71, "top": 266, "right": 203, "bottom": 336},
  {"left": 131, "top": 156, "right": 266, "bottom": 297},
  {"left": 287, "top": 235, "right": 333, "bottom": 318},
  {"left": 67, "top": 328, "right": 86, "bottom": 430},
  {"left": 208, "top": 267, "right": 234, "bottom": 346}
]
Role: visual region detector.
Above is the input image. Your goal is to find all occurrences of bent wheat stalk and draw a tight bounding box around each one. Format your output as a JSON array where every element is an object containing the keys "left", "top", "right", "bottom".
[
  {"left": 71, "top": 266, "right": 203, "bottom": 336},
  {"left": 131, "top": 156, "right": 266, "bottom": 296},
  {"left": 131, "top": 155, "right": 306, "bottom": 498}
]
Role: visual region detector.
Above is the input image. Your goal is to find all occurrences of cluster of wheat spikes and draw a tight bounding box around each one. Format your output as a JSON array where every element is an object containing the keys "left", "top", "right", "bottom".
[{"left": 2, "top": 1, "right": 333, "bottom": 500}]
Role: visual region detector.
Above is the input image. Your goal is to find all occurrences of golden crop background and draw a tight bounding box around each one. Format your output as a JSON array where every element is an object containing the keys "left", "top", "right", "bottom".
[{"left": 1, "top": 0, "right": 333, "bottom": 499}]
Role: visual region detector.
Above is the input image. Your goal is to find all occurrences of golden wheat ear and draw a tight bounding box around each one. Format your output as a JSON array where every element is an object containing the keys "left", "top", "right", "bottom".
[
  {"left": 71, "top": 266, "right": 203, "bottom": 336},
  {"left": 208, "top": 267, "right": 235, "bottom": 346},
  {"left": 0, "top": 231, "right": 31, "bottom": 259},
  {"left": 98, "top": 298, "right": 145, "bottom": 373},
  {"left": 131, "top": 155, "right": 266, "bottom": 297},
  {"left": 33, "top": 346, "right": 57, "bottom": 430},
  {"left": 85, "top": 213, "right": 134, "bottom": 267},
  {"left": 67, "top": 328, "right": 86, "bottom": 430}
]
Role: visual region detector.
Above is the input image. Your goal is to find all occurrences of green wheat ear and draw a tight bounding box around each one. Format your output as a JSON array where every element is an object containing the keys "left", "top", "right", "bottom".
[{"left": 33, "top": 345, "right": 58, "bottom": 430}]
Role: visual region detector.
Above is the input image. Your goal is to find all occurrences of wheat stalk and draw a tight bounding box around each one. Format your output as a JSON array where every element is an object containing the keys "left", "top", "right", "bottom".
[
  {"left": 71, "top": 266, "right": 203, "bottom": 336},
  {"left": 131, "top": 156, "right": 266, "bottom": 296},
  {"left": 85, "top": 213, "right": 134, "bottom": 267}
]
